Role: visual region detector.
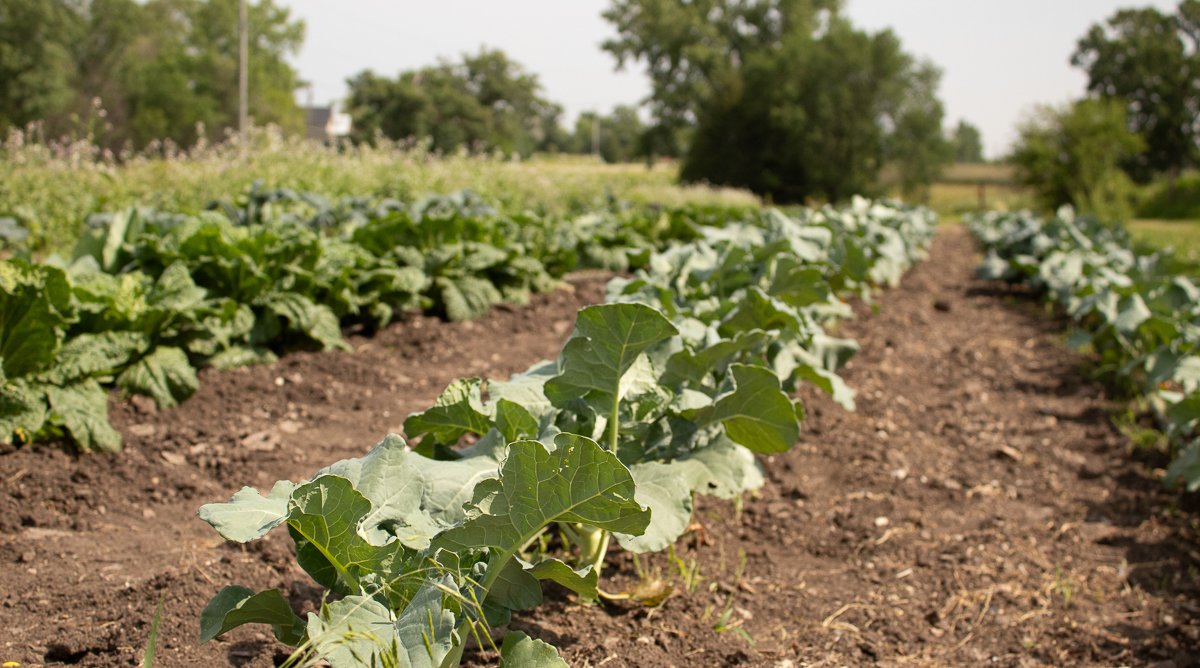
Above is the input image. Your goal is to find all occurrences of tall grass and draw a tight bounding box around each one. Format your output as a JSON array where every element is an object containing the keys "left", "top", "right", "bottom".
[{"left": 0, "top": 124, "right": 758, "bottom": 253}]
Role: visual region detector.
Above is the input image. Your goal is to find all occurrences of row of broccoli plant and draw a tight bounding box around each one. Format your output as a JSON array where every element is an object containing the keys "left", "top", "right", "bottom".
[
  {"left": 970, "top": 206, "right": 1200, "bottom": 491},
  {"left": 0, "top": 191, "right": 744, "bottom": 452},
  {"left": 196, "top": 197, "right": 936, "bottom": 667}
]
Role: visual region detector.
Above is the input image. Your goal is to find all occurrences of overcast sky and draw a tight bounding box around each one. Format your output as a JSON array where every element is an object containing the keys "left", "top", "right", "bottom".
[{"left": 283, "top": 0, "right": 1179, "bottom": 158}]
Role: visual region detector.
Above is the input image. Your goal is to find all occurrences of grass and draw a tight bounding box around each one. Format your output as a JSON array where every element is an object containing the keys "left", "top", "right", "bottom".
[
  {"left": 0, "top": 126, "right": 759, "bottom": 253},
  {"left": 1127, "top": 219, "right": 1200, "bottom": 264},
  {"left": 926, "top": 181, "right": 1032, "bottom": 218}
]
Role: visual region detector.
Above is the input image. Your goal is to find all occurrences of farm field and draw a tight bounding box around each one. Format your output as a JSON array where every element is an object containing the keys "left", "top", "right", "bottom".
[
  {"left": 1, "top": 224, "right": 1196, "bottom": 666},
  {"left": 1128, "top": 219, "right": 1200, "bottom": 266},
  {"left": 6, "top": 2, "right": 1200, "bottom": 666}
]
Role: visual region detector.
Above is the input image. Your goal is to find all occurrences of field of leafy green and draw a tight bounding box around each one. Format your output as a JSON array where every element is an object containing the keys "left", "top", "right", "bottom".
[
  {"left": 0, "top": 188, "right": 762, "bottom": 452},
  {"left": 194, "top": 197, "right": 936, "bottom": 666},
  {"left": 0, "top": 130, "right": 757, "bottom": 253},
  {"left": 971, "top": 208, "right": 1200, "bottom": 492}
]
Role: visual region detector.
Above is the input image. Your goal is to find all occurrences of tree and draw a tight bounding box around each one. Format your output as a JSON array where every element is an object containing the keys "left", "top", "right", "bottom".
[
  {"left": 138, "top": 0, "right": 306, "bottom": 144},
  {"left": 572, "top": 105, "right": 645, "bottom": 162},
  {"left": 0, "top": 0, "right": 304, "bottom": 148},
  {"left": 951, "top": 120, "right": 984, "bottom": 163},
  {"left": 1071, "top": 1, "right": 1200, "bottom": 182},
  {"left": 347, "top": 49, "right": 565, "bottom": 157},
  {"left": 888, "top": 63, "right": 954, "bottom": 199},
  {"left": 602, "top": 0, "right": 950, "bottom": 202},
  {"left": 0, "top": 0, "right": 81, "bottom": 134},
  {"left": 1010, "top": 98, "right": 1144, "bottom": 221}
]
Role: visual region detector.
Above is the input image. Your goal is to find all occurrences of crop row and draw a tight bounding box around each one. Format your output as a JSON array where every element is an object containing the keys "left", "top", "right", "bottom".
[
  {"left": 196, "top": 198, "right": 937, "bottom": 666},
  {"left": 970, "top": 207, "right": 1200, "bottom": 491},
  {"left": 0, "top": 189, "right": 753, "bottom": 452}
]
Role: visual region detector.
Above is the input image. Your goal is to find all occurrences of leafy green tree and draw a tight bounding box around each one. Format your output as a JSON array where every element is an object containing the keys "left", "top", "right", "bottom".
[
  {"left": 602, "top": 0, "right": 949, "bottom": 202},
  {"left": 1010, "top": 98, "right": 1144, "bottom": 221},
  {"left": 887, "top": 63, "right": 954, "bottom": 199},
  {"left": 0, "top": 0, "right": 304, "bottom": 148},
  {"left": 347, "top": 49, "right": 564, "bottom": 157},
  {"left": 135, "top": 0, "right": 306, "bottom": 144},
  {"left": 0, "top": 0, "right": 81, "bottom": 134},
  {"left": 572, "top": 105, "right": 645, "bottom": 163},
  {"left": 951, "top": 120, "right": 984, "bottom": 163},
  {"left": 1071, "top": 1, "right": 1200, "bottom": 182}
]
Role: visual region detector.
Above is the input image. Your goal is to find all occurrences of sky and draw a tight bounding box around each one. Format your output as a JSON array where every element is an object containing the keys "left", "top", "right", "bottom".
[{"left": 283, "top": 0, "right": 1180, "bottom": 159}]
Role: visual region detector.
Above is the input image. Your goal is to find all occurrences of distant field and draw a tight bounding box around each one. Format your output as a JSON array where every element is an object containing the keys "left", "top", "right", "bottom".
[
  {"left": 0, "top": 134, "right": 759, "bottom": 252},
  {"left": 939, "top": 162, "right": 1016, "bottom": 185},
  {"left": 1127, "top": 218, "right": 1200, "bottom": 263}
]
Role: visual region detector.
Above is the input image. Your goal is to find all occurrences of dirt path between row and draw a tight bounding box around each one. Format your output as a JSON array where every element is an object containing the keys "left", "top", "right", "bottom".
[{"left": 1, "top": 227, "right": 1196, "bottom": 667}]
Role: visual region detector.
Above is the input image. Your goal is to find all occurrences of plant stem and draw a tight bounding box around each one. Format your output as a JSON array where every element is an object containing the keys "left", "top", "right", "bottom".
[{"left": 438, "top": 549, "right": 513, "bottom": 668}]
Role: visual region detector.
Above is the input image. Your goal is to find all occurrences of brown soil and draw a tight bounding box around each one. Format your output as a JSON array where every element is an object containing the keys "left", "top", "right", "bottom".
[{"left": 2, "top": 227, "right": 1198, "bottom": 667}]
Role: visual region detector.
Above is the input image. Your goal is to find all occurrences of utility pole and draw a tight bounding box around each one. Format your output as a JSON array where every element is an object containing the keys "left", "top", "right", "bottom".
[{"left": 238, "top": 0, "right": 249, "bottom": 137}]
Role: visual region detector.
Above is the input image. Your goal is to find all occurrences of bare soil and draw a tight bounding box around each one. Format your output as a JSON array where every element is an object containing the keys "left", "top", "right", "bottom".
[{"left": 2, "top": 227, "right": 1197, "bottom": 667}]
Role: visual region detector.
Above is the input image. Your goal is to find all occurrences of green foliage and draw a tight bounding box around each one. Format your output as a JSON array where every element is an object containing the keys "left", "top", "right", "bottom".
[
  {"left": 971, "top": 207, "right": 1200, "bottom": 491},
  {"left": 0, "top": 190, "right": 768, "bottom": 451},
  {"left": 1135, "top": 173, "right": 1200, "bottom": 221},
  {"left": 195, "top": 198, "right": 936, "bottom": 666},
  {"left": 347, "top": 49, "right": 565, "bottom": 157},
  {"left": 571, "top": 106, "right": 647, "bottom": 163},
  {"left": 1072, "top": 0, "right": 1200, "bottom": 182},
  {"left": 602, "top": 0, "right": 950, "bottom": 202},
  {"left": 1010, "top": 98, "right": 1144, "bottom": 222},
  {"left": 0, "top": 133, "right": 759, "bottom": 254},
  {"left": 951, "top": 120, "right": 985, "bottom": 163},
  {"left": 0, "top": 0, "right": 305, "bottom": 148},
  {"left": 0, "top": 0, "right": 78, "bottom": 132}
]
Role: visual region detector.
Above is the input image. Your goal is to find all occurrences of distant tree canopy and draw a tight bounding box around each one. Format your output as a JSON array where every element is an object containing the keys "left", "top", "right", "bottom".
[
  {"left": 602, "top": 0, "right": 951, "bottom": 202},
  {"left": 1071, "top": 0, "right": 1200, "bottom": 182},
  {"left": 571, "top": 105, "right": 646, "bottom": 163},
  {"left": 1010, "top": 98, "right": 1144, "bottom": 221},
  {"left": 346, "top": 50, "right": 566, "bottom": 157},
  {"left": 0, "top": 0, "right": 305, "bottom": 149},
  {"left": 951, "top": 120, "right": 984, "bottom": 163}
]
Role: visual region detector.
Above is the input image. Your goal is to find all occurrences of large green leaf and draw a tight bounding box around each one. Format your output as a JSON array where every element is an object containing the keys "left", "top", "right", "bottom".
[
  {"left": 287, "top": 475, "right": 411, "bottom": 595},
  {"left": 436, "top": 275, "right": 502, "bottom": 322},
  {"left": 41, "top": 331, "right": 147, "bottom": 385},
  {"left": 697, "top": 364, "right": 801, "bottom": 454},
  {"left": 0, "top": 379, "right": 47, "bottom": 443},
  {"left": 664, "top": 330, "right": 769, "bottom": 385},
  {"left": 147, "top": 261, "right": 208, "bottom": 313},
  {"left": 403, "top": 379, "right": 491, "bottom": 445},
  {"left": 527, "top": 558, "right": 599, "bottom": 602},
  {"left": 0, "top": 261, "right": 73, "bottom": 378},
  {"left": 116, "top": 346, "right": 198, "bottom": 408},
  {"left": 262, "top": 292, "right": 348, "bottom": 351},
  {"left": 544, "top": 303, "right": 677, "bottom": 411},
  {"left": 45, "top": 379, "right": 121, "bottom": 452},
  {"left": 198, "top": 480, "right": 297, "bottom": 543},
  {"left": 432, "top": 433, "right": 650, "bottom": 552},
  {"left": 199, "top": 586, "right": 305, "bottom": 646},
  {"left": 615, "top": 437, "right": 765, "bottom": 553},
  {"left": 499, "top": 632, "right": 568, "bottom": 668},
  {"left": 315, "top": 435, "right": 442, "bottom": 549},
  {"left": 495, "top": 398, "right": 538, "bottom": 442},
  {"left": 615, "top": 461, "right": 695, "bottom": 553}
]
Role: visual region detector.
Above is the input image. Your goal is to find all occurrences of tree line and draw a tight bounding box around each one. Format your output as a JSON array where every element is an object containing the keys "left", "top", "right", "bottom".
[
  {"left": 1011, "top": 0, "right": 1200, "bottom": 220},
  {"left": 1, "top": 0, "right": 988, "bottom": 203},
  {"left": 0, "top": 0, "right": 305, "bottom": 148}
]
